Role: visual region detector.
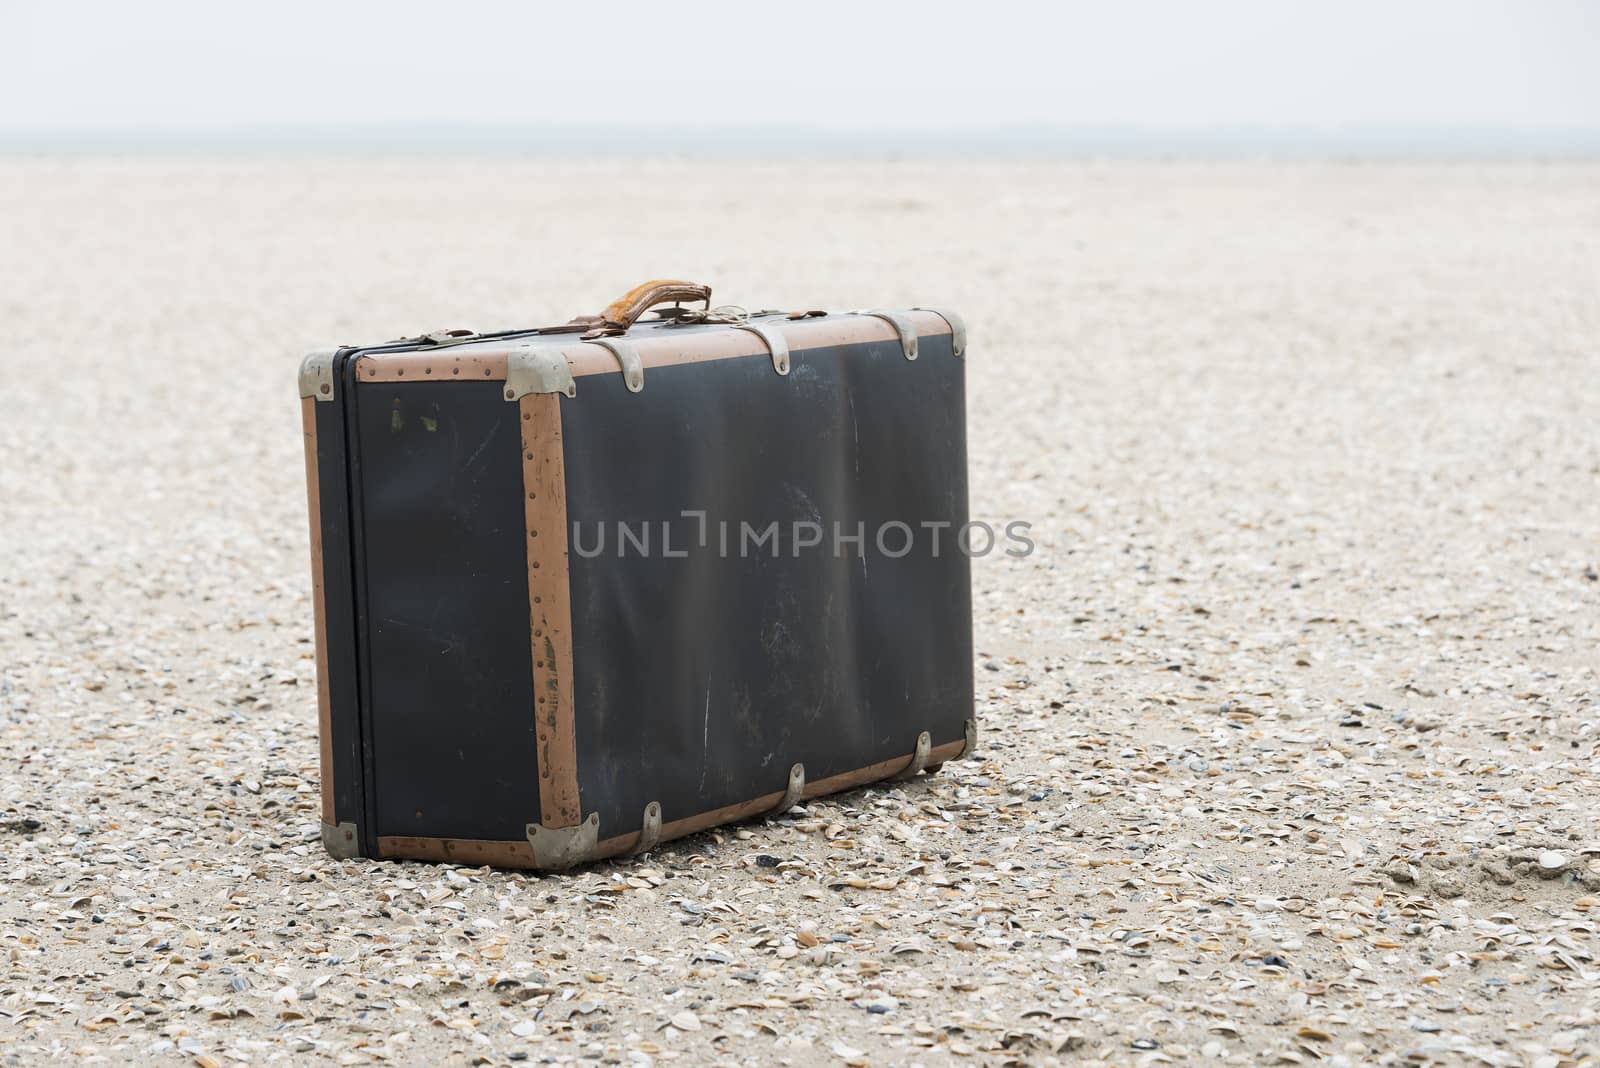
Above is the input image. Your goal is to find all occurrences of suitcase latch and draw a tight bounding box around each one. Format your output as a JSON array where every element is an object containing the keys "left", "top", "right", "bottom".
[{"left": 387, "top": 328, "right": 481, "bottom": 348}]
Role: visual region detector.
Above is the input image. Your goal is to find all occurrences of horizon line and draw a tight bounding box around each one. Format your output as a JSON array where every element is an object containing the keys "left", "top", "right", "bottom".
[{"left": 3, "top": 121, "right": 1599, "bottom": 160}]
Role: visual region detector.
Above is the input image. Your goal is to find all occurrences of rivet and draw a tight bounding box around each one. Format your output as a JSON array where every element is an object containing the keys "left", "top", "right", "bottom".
[{"left": 319, "top": 383, "right": 331, "bottom": 394}]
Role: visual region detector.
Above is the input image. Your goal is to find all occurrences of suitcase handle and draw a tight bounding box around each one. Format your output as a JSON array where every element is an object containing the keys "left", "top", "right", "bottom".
[{"left": 577, "top": 279, "right": 713, "bottom": 337}]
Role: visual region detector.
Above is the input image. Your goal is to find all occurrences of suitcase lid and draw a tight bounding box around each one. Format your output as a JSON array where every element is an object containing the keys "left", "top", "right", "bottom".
[{"left": 301, "top": 280, "right": 964, "bottom": 402}]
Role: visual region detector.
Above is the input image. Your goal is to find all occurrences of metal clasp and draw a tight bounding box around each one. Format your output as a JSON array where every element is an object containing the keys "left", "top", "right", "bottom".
[
  {"left": 855, "top": 310, "right": 919, "bottom": 361},
  {"left": 585, "top": 337, "right": 644, "bottom": 393},
  {"left": 733, "top": 321, "right": 791, "bottom": 375},
  {"left": 894, "top": 731, "right": 933, "bottom": 780},
  {"left": 771, "top": 763, "right": 805, "bottom": 816}
]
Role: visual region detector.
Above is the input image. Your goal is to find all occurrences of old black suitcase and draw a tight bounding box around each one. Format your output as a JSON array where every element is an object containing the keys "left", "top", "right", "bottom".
[{"left": 298, "top": 280, "right": 974, "bottom": 869}]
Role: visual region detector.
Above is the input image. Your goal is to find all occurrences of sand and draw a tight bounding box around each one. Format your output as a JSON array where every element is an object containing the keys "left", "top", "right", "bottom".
[{"left": 1, "top": 159, "right": 1597, "bottom": 1066}]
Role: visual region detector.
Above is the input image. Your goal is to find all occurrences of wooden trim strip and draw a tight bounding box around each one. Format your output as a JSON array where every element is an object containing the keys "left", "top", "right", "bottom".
[
  {"left": 521, "top": 393, "right": 582, "bottom": 828},
  {"left": 377, "top": 835, "right": 536, "bottom": 868},
  {"left": 802, "top": 740, "right": 965, "bottom": 799},
  {"left": 373, "top": 738, "right": 967, "bottom": 869},
  {"left": 300, "top": 398, "right": 336, "bottom": 823},
  {"left": 356, "top": 351, "right": 509, "bottom": 384},
  {"left": 354, "top": 310, "right": 955, "bottom": 383},
  {"left": 589, "top": 788, "right": 790, "bottom": 861}
]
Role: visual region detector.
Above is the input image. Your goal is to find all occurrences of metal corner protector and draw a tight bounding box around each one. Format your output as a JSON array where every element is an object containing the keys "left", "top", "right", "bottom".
[
  {"left": 525, "top": 812, "right": 601, "bottom": 869},
  {"left": 299, "top": 350, "right": 337, "bottom": 401},
  {"left": 912, "top": 306, "right": 966, "bottom": 358},
  {"left": 505, "top": 346, "right": 577, "bottom": 401},
  {"left": 321, "top": 820, "right": 360, "bottom": 859}
]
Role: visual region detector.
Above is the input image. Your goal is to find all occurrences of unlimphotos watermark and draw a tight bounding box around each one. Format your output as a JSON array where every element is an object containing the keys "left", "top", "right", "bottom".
[{"left": 569, "top": 512, "right": 1034, "bottom": 559}]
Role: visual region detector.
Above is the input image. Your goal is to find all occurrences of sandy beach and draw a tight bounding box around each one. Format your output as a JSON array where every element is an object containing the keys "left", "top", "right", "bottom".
[{"left": 1, "top": 159, "right": 1597, "bottom": 1066}]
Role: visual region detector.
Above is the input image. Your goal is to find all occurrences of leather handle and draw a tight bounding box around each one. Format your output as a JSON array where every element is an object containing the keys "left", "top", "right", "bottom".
[{"left": 597, "top": 279, "right": 712, "bottom": 332}]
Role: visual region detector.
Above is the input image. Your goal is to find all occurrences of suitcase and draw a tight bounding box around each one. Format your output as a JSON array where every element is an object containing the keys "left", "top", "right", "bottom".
[{"left": 298, "top": 280, "right": 974, "bottom": 869}]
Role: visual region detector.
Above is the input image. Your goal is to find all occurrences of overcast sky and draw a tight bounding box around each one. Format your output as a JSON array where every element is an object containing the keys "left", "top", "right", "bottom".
[{"left": 4, "top": 0, "right": 1598, "bottom": 145}]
